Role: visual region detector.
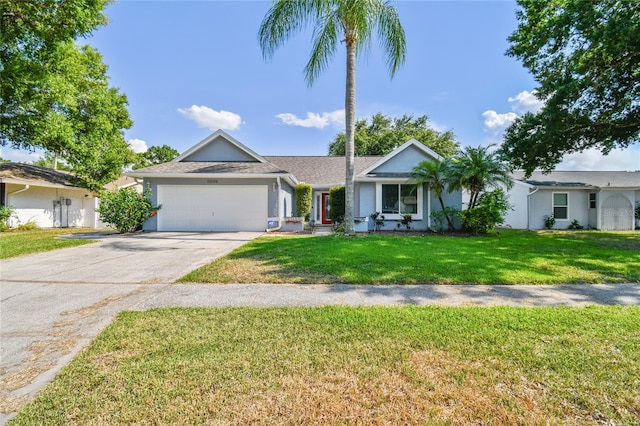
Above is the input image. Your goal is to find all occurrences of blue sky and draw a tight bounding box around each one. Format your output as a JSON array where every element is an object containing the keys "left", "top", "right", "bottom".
[{"left": 4, "top": 0, "right": 638, "bottom": 170}]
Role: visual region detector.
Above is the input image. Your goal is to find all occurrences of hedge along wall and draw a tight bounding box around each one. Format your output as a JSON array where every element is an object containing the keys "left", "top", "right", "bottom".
[
  {"left": 295, "top": 183, "right": 312, "bottom": 220},
  {"left": 329, "top": 186, "right": 345, "bottom": 224}
]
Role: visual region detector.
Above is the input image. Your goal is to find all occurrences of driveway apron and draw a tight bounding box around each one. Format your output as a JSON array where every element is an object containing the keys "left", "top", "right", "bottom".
[{"left": 0, "top": 232, "right": 261, "bottom": 424}]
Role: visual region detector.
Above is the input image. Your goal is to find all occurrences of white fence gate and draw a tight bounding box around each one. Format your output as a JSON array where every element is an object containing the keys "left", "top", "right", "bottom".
[{"left": 601, "top": 194, "right": 634, "bottom": 231}]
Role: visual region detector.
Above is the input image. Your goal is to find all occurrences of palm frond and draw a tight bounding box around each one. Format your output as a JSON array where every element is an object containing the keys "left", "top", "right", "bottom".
[{"left": 304, "top": 11, "right": 340, "bottom": 86}]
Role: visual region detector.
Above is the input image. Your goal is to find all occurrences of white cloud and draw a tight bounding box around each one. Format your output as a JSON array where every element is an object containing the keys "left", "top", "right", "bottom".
[
  {"left": 508, "top": 90, "right": 544, "bottom": 114},
  {"left": 557, "top": 146, "right": 640, "bottom": 171},
  {"left": 128, "top": 138, "right": 148, "bottom": 153},
  {"left": 482, "top": 110, "right": 518, "bottom": 131},
  {"left": 482, "top": 89, "right": 544, "bottom": 135},
  {"left": 276, "top": 109, "right": 345, "bottom": 128},
  {"left": 178, "top": 105, "right": 242, "bottom": 131}
]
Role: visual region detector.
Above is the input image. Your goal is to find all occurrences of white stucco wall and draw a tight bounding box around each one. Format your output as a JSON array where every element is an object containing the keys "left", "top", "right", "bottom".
[
  {"left": 528, "top": 189, "right": 591, "bottom": 230},
  {"left": 501, "top": 181, "right": 530, "bottom": 229},
  {"left": 5, "top": 184, "right": 98, "bottom": 228}
]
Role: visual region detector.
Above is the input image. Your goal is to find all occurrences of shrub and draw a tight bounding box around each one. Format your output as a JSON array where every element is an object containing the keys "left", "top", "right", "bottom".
[
  {"left": 399, "top": 214, "right": 412, "bottom": 231},
  {"left": 17, "top": 221, "right": 39, "bottom": 231},
  {"left": 568, "top": 219, "right": 584, "bottom": 230},
  {"left": 295, "top": 183, "right": 312, "bottom": 220},
  {"left": 459, "top": 188, "right": 511, "bottom": 235},
  {"left": 329, "top": 186, "right": 345, "bottom": 225},
  {"left": 97, "top": 187, "right": 160, "bottom": 234},
  {"left": 370, "top": 212, "right": 385, "bottom": 231},
  {"left": 544, "top": 214, "right": 555, "bottom": 230},
  {"left": 0, "top": 205, "right": 14, "bottom": 232},
  {"left": 430, "top": 207, "right": 459, "bottom": 231}
]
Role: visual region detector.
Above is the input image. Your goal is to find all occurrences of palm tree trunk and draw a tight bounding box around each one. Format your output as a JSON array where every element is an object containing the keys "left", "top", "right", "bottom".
[
  {"left": 438, "top": 195, "right": 455, "bottom": 231},
  {"left": 344, "top": 37, "right": 357, "bottom": 235}
]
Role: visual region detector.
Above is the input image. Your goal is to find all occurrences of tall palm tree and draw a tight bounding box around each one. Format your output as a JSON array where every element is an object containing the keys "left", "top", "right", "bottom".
[
  {"left": 449, "top": 145, "right": 513, "bottom": 210},
  {"left": 411, "top": 158, "right": 455, "bottom": 231},
  {"left": 259, "top": 0, "right": 406, "bottom": 235}
]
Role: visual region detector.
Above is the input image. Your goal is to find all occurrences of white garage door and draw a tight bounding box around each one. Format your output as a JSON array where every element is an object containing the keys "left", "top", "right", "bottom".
[{"left": 157, "top": 185, "right": 268, "bottom": 231}]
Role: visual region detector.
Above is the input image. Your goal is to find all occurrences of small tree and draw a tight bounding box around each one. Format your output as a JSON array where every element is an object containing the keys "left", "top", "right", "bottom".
[
  {"left": 295, "top": 183, "right": 312, "bottom": 220},
  {"left": 459, "top": 188, "right": 511, "bottom": 235},
  {"left": 97, "top": 187, "right": 160, "bottom": 233},
  {"left": 329, "top": 186, "right": 346, "bottom": 226}
]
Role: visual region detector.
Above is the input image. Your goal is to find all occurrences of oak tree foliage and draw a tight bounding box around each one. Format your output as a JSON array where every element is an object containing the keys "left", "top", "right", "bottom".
[
  {"left": 500, "top": 0, "right": 640, "bottom": 175},
  {"left": 0, "top": 0, "right": 134, "bottom": 191},
  {"left": 132, "top": 145, "right": 180, "bottom": 169},
  {"left": 328, "top": 113, "right": 458, "bottom": 158}
]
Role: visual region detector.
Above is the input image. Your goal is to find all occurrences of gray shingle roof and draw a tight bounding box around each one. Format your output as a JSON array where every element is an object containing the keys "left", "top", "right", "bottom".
[
  {"left": 512, "top": 170, "right": 640, "bottom": 189},
  {"left": 265, "top": 156, "right": 382, "bottom": 185},
  {"left": 0, "top": 163, "right": 77, "bottom": 187},
  {"left": 130, "top": 161, "right": 289, "bottom": 175}
]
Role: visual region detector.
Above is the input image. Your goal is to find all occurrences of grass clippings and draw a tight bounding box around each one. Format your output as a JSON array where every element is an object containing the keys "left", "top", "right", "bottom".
[
  {"left": 179, "top": 229, "right": 640, "bottom": 284},
  {"left": 11, "top": 306, "right": 640, "bottom": 425}
]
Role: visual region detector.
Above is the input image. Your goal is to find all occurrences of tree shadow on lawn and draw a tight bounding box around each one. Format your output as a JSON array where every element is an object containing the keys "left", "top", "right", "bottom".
[
  {"left": 231, "top": 234, "right": 639, "bottom": 285},
  {"left": 335, "top": 283, "right": 640, "bottom": 306}
]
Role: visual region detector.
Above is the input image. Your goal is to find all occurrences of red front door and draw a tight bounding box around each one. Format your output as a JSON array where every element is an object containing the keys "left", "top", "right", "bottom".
[{"left": 321, "top": 193, "right": 332, "bottom": 224}]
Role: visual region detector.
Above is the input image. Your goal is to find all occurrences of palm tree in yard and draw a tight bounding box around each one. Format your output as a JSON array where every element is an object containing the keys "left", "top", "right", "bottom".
[
  {"left": 259, "top": 0, "right": 406, "bottom": 235},
  {"left": 411, "top": 158, "right": 455, "bottom": 231},
  {"left": 449, "top": 145, "right": 513, "bottom": 210}
]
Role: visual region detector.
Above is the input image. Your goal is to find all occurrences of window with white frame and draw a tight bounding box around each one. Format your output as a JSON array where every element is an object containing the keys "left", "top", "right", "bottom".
[
  {"left": 553, "top": 192, "right": 569, "bottom": 220},
  {"left": 377, "top": 183, "right": 422, "bottom": 219},
  {"left": 589, "top": 192, "right": 596, "bottom": 209}
]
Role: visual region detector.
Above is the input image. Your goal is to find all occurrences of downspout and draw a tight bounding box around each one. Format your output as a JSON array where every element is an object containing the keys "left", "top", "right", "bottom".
[
  {"left": 6, "top": 185, "right": 30, "bottom": 227},
  {"left": 526, "top": 187, "right": 539, "bottom": 230},
  {"left": 7, "top": 184, "right": 30, "bottom": 199},
  {"left": 266, "top": 176, "right": 283, "bottom": 232}
]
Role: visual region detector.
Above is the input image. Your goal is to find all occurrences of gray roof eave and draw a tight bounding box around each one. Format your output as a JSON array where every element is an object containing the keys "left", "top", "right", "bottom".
[{"left": 125, "top": 171, "right": 297, "bottom": 185}]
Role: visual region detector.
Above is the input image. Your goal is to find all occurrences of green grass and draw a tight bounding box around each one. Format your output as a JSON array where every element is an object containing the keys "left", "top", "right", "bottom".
[
  {"left": 0, "top": 228, "right": 98, "bottom": 259},
  {"left": 11, "top": 306, "right": 640, "bottom": 425},
  {"left": 179, "top": 230, "right": 640, "bottom": 284}
]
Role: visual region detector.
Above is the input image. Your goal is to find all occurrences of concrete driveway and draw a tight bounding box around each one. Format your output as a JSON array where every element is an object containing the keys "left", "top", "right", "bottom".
[
  {"left": 0, "top": 231, "right": 261, "bottom": 424},
  {"left": 1, "top": 231, "right": 262, "bottom": 284}
]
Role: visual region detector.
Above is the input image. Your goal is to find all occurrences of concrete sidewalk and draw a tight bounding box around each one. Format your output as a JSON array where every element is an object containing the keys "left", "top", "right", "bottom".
[
  {"left": 1, "top": 281, "right": 639, "bottom": 424},
  {"left": 135, "top": 282, "right": 640, "bottom": 309}
]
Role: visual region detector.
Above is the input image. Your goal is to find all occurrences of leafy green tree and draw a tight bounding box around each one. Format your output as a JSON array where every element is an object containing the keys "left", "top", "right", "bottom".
[
  {"left": 1, "top": 0, "right": 134, "bottom": 191},
  {"left": 500, "top": 0, "right": 640, "bottom": 175},
  {"left": 449, "top": 145, "right": 513, "bottom": 210},
  {"left": 410, "top": 158, "right": 456, "bottom": 231},
  {"left": 459, "top": 188, "right": 511, "bottom": 235},
  {"left": 32, "top": 152, "right": 72, "bottom": 171},
  {"left": 97, "top": 187, "right": 160, "bottom": 234},
  {"left": 329, "top": 113, "right": 458, "bottom": 157},
  {"left": 133, "top": 145, "right": 180, "bottom": 169},
  {"left": 259, "top": 0, "right": 406, "bottom": 235}
]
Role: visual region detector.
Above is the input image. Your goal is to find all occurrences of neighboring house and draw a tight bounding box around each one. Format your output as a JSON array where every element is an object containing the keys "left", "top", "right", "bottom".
[
  {"left": 126, "top": 129, "right": 462, "bottom": 232},
  {"left": 510, "top": 171, "right": 640, "bottom": 231},
  {"left": 0, "top": 163, "right": 103, "bottom": 228}
]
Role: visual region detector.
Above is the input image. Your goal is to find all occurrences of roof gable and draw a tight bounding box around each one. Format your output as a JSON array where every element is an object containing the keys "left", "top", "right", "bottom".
[
  {"left": 175, "top": 129, "right": 266, "bottom": 163},
  {"left": 361, "top": 139, "right": 442, "bottom": 176}
]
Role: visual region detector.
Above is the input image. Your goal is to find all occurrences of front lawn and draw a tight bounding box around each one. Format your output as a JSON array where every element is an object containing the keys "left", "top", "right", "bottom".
[
  {"left": 0, "top": 228, "right": 98, "bottom": 259},
  {"left": 11, "top": 306, "right": 640, "bottom": 425},
  {"left": 179, "top": 230, "right": 640, "bottom": 284}
]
